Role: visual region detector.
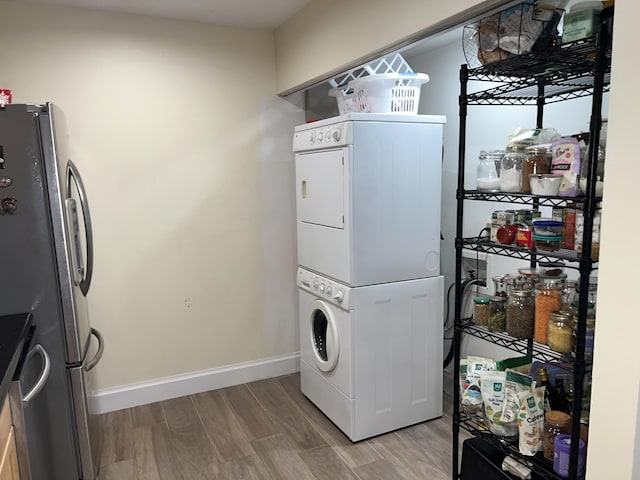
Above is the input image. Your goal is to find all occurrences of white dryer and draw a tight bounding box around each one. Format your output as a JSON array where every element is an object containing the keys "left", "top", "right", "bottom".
[
  {"left": 293, "top": 113, "right": 446, "bottom": 287},
  {"left": 297, "top": 267, "right": 444, "bottom": 442}
]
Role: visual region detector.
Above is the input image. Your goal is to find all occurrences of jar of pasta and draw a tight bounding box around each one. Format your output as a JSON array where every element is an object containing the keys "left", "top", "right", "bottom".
[
  {"left": 535, "top": 281, "right": 563, "bottom": 344},
  {"left": 548, "top": 311, "right": 573, "bottom": 353}
]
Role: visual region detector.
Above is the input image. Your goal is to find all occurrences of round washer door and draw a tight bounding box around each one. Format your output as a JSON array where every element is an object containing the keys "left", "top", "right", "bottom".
[{"left": 309, "top": 299, "right": 339, "bottom": 372}]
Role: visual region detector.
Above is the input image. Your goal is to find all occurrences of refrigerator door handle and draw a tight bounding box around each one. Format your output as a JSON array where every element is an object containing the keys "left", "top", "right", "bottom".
[
  {"left": 22, "top": 344, "right": 51, "bottom": 405},
  {"left": 67, "top": 159, "right": 93, "bottom": 296},
  {"left": 84, "top": 328, "right": 104, "bottom": 372}
]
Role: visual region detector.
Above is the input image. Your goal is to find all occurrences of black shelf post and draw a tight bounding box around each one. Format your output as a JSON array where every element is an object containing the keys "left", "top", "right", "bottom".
[{"left": 452, "top": 63, "right": 469, "bottom": 480}]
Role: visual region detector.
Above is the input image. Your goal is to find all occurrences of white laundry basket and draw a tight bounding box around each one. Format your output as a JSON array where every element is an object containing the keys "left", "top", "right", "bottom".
[{"left": 348, "top": 73, "right": 430, "bottom": 114}]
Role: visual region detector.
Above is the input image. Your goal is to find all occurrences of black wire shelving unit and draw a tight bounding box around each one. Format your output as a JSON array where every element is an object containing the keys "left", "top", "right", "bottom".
[{"left": 452, "top": 10, "right": 613, "bottom": 480}]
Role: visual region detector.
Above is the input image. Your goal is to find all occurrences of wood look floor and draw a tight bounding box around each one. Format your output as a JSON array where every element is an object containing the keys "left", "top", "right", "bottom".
[{"left": 99, "top": 373, "right": 464, "bottom": 480}]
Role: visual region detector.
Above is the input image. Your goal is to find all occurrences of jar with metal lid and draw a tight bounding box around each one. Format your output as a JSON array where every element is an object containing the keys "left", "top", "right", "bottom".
[
  {"left": 522, "top": 145, "right": 551, "bottom": 193},
  {"left": 477, "top": 150, "right": 503, "bottom": 192},
  {"left": 534, "top": 280, "right": 563, "bottom": 344},
  {"left": 473, "top": 296, "right": 491, "bottom": 327},
  {"left": 542, "top": 410, "right": 571, "bottom": 460},
  {"left": 500, "top": 145, "right": 526, "bottom": 192},
  {"left": 488, "top": 296, "right": 507, "bottom": 332},
  {"left": 548, "top": 311, "right": 573, "bottom": 353},
  {"left": 506, "top": 289, "right": 534, "bottom": 338}
]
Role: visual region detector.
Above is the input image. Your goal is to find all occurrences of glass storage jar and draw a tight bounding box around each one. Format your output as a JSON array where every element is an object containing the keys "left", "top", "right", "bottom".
[
  {"left": 473, "top": 296, "right": 491, "bottom": 327},
  {"left": 477, "top": 150, "right": 503, "bottom": 192},
  {"left": 542, "top": 410, "right": 572, "bottom": 460},
  {"left": 548, "top": 311, "right": 573, "bottom": 353},
  {"left": 571, "top": 301, "right": 596, "bottom": 361},
  {"left": 488, "top": 296, "right": 507, "bottom": 332},
  {"left": 506, "top": 289, "right": 534, "bottom": 338},
  {"left": 534, "top": 280, "right": 563, "bottom": 344},
  {"left": 500, "top": 145, "right": 526, "bottom": 192},
  {"left": 522, "top": 145, "right": 550, "bottom": 193}
]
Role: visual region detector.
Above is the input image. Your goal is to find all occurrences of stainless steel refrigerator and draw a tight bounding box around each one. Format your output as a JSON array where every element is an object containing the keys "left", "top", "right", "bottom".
[{"left": 0, "top": 103, "right": 104, "bottom": 479}]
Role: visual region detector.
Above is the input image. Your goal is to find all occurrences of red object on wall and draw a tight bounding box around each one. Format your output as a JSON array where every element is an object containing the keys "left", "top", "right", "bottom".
[{"left": 0, "top": 90, "right": 12, "bottom": 107}]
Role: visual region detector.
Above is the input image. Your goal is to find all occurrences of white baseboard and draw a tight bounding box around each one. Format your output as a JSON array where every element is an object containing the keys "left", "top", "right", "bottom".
[{"left": 92, "top": 353, "right": 300, "bottom": 414}]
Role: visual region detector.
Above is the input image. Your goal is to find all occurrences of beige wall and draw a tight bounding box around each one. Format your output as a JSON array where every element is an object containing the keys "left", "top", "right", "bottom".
[
  {"left": 274, "top": 0, "right": 503, "bottom": 94},
  {"left": 276, "top": 0, "right": 637, "bottom": 477},
  {"left": 586, "top": 1, "right": 640, "bottom": 477},
  {"left": 0, "top": 1, "right": 301, "bottom": 391}
]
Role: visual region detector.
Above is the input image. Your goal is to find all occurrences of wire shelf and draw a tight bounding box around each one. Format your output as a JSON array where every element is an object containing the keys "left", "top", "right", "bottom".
[
  {"left": 457, "top": 413, "right": 565, "bottom": 480},
  {"left": 464, "top": 36, "right": 612, "bottom": 105}
]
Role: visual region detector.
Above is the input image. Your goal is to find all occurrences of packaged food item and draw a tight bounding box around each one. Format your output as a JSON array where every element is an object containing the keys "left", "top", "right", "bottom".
[
  {"left": 517, "top": 386, "right": 546, "bottom": 456},
  {"left": 461, "top": 356, "right": 496, "bottom": 411},
  {"left": 551, "top": 138, "right": 581, "bottom": 196},
  {"left": 500, "top": 369, "right": 534, "bottom": 425},
  {"left": 496, "top": 355, "right": 532, "bottom": 373},
  {"left": 480, "top": 370, "right": 517, "bottom": 438}
]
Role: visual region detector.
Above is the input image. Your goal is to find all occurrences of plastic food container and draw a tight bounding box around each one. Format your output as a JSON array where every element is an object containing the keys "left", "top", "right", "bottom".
[
  {"left": 562, "top": 1, "right": 602, "bottom": 43},
  {"left": 529, "top": 174, "right": 563, "bottom": 196},
  {"left": 533, "top": 219, "right": 564, "bottom": 236},
  {"left": 533, "top": 234, "right": 563, "bottom": 251}
]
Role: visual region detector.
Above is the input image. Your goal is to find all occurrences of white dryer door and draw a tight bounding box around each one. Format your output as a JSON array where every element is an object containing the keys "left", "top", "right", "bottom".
[
  {"left": 295, "top": 150, "right": 345, "bottom": 229},
  {"left": 309, "top": 299, "right": 339, "bottom": 372}
]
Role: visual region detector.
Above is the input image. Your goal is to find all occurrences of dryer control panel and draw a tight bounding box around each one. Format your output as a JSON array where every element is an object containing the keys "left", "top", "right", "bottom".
[
  {"left": 297, "top": 267, "right": 350, "bottom": 309},
  {"left": 293, "top": 121, "right": 350, "bottom": 152}
]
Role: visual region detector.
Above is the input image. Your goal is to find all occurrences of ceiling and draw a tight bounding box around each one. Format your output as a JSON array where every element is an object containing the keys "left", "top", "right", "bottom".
[{"left": 18, "top": 0, "right": 312, "bottom": 29}]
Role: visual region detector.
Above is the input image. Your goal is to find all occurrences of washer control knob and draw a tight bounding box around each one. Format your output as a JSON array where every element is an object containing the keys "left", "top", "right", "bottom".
[
  {"left": 333, "top": 289, "right": 344, "bottom": 303},
  {"left": 309, "top": 133, "right": 315, "bottom": 144},
  {"left": 326, "top": 286, "right": 332, "bottom": 296},
  {"left": 333, "top": 129, "right": 342, "bottom": 142},
  {"left": 319, "top": 283, "right": 325, "bottom": 293},
  {"left": 313, "top": 280, "right": 319, "bottom": 290}
]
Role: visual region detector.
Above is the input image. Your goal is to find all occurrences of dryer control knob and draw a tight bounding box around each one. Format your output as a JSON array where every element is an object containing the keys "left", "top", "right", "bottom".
[
  {"left": 332, "top": 129, "right": 342, "bottom": 142},
  {"left": 326, "top": 286, "right": 332, "bottom": 296},
  {"left": 319, "top": 283, "right": 325, "bottom": 293},
  {"left": 333, "top": 290, "right": 344, "bottom": 303},
  {"left": 313, "top": 280, "right": 319, "bottom": 290}
]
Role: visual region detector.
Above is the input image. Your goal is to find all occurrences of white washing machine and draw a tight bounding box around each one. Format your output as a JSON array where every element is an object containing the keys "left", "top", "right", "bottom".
[
  {"left": 293, "top": 113, "right": 446, "bottom": 287},
  {"left": 297, "top": 267, "right": 444, "bottom": 442}
]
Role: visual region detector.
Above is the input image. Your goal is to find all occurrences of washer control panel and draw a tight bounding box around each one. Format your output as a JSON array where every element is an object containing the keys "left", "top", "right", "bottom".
[
  {"left": 292, "top": 121, "right": 350, "bottom": 152},
  {"left": 297, "top": 268, "right": 350, "bottom": 309}
]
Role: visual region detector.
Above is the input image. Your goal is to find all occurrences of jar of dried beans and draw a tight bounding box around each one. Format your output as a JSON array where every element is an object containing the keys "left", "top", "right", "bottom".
[
  {"left": 535, "top": 281, "right": 563, "bottom": 344},
  {"left": 506, "top": 289, "right": 534, "bottom": 338},
  {"left": 473, "top": 296, "right": 491, "bottom": 327},
  {"left": 488, "top": 296, "right": 507, "bottom": 332}
]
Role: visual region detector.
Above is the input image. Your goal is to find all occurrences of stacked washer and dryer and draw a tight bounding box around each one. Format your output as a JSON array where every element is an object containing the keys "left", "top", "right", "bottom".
[{"left": 293, "top": 113, "right": 446, "bottom": 441}]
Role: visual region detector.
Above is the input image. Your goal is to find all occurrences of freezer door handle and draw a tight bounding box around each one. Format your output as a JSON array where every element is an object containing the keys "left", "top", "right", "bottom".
[
  {"left": 67, "top": 159, "right": 93, "bottom": 296},
  {"left": 84, "top": 328, "right": 104, "bottom": 372},
  {"left": 22, "top": 344, "right": 51, "bottom": 405}
]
